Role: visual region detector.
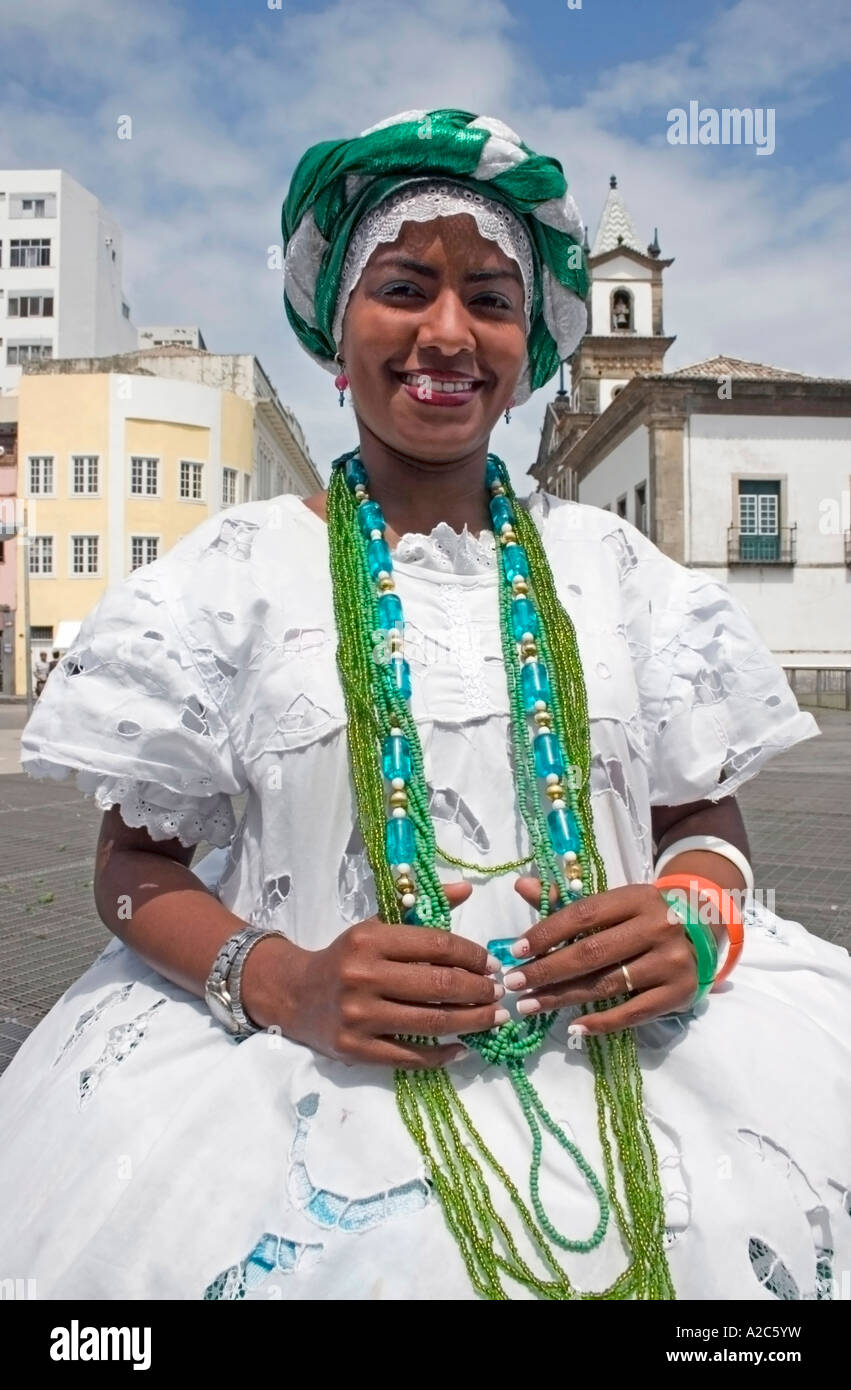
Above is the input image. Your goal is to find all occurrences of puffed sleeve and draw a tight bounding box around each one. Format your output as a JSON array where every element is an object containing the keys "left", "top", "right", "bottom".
[
  {"left": 20, "top": 552, "right": 247, "bottom": 848},
  {"left": 612, "top": 518, "right": 819, "bottom": 806}
]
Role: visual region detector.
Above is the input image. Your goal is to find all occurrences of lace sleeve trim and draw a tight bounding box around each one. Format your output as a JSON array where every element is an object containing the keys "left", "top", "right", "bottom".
[{"left": 24, "top": 758, "right": 236, "bottom": 848}]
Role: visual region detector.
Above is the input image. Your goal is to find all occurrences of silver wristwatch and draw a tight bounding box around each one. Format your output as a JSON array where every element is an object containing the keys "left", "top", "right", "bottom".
[{"left": 204, "top": 928, "right": 279, "bottom": 1038}]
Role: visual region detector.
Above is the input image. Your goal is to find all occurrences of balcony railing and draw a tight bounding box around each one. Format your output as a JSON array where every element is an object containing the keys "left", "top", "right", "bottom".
[{"left": 727, "top": 525, "right": 796, "bottom": 565}]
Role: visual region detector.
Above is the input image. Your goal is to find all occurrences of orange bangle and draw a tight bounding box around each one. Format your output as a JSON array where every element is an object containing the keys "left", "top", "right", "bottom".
[{"left": 654, "top": 872, "right": 744, "bottom": 988}]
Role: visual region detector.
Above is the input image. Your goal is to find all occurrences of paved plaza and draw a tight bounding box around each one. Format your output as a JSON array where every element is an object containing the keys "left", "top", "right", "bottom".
[{"left": 0, "top": 700, "right": 849, "bottom": 1074}]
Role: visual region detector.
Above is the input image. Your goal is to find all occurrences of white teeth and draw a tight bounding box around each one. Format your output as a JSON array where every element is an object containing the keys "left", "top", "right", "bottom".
[{"left": 400, "top": 373, "right": 476, "bottom": 393}]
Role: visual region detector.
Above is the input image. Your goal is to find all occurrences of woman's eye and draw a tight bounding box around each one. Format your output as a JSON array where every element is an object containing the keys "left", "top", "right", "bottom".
[
  {"left": 472, "top": 292, "right": 513, "bottom": 311},
  {"left": 380, "top": 282, "right": 423, "bottom": 299}
]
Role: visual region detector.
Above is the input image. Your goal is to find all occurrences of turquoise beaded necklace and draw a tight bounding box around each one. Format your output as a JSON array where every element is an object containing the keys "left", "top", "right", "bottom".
[{"left": 327, "top": 448, "right": 674, "bottom": 1300}]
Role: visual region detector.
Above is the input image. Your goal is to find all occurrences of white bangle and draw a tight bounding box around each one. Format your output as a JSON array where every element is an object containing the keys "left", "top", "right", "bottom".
[{"left": 653, "top": 835, "right": 755, "bottom": 893}]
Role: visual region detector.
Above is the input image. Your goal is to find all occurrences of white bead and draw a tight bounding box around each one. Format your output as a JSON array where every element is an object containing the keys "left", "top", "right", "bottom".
[
  {"left": 551, "top": 798, "right": 566, "bottom": 810},
  {"left": 377, "top": 570, "right": 390, "bottom": 581},
  {"left": 395, "top": 863, "right": 411, "bottom": 876},
  {"left": 391, "top": 777, "right": 406, "bottom": 791},
  {"left": 534, "top": 700, "right": 548, "bottom": 712},
  {"left": 564, "top": 850, "right": 578, "bottom": 864},
  {"left": 546, "top": 773, "right": 560, "bottom": 785},
  {"left": 521, "top": 631, "right": 534, "bottom": 642},
  {"left": 390, "top": 726, "right": 402, "bottom": 736},
  {"left": 392, "top": 807, "right": 407, "bottom": 819},
  {"left": 401, "top": 893, "right": 416, "bottom": 909},
  {"left": 569, "top": 878, "right": 583, "bottom": 893},
  {"left": 370, "top": 528, "right": 383, "bottom": 540},
  {"left": 500, "top": 522, "right": 513, "bottom": 535},
  {"left": 523, "top": 655, "right": 538, "bottom": 666}
]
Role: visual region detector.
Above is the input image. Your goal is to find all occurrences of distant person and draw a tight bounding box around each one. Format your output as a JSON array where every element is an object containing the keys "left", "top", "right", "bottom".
[
  {"left": 47, "top": 648, "right": 61, "bottom": 676},
  {"left": 33, "top": 650, "right": 50, "bottom": 698}
]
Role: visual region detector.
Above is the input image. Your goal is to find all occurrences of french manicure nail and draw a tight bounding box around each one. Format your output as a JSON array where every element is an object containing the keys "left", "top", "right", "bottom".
[
  {"left": 517, "top": 997, "right": 540, "bottom": 1016},
  {"left": 492, "top": 982, "right": 505, "bottom": 1000},
  {"left": 494, "top": 1008, "right": 510, "bottom": 1025},
  {"left": 451, "top": 1046, "right": 469, "bottom": 1062},
  {"left": 503, "top": 971, "right": 526, "bottom": 992},
  {"left": 486, "top": 954, "right": 502, "bottom": 973},
  {"left": 567, "top": 1023, "right": 588, "bottom": 1037},
  {"left": 510, "top": 939, "right": 531, "bottom": 958}
]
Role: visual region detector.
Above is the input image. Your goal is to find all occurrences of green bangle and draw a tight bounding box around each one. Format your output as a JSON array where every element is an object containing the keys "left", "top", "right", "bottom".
[{"left": 660, "top": 890, "right": 718, "bottom": 1003}]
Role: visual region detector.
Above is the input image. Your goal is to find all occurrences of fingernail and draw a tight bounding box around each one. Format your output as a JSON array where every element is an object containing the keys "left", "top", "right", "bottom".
[
  {"left": 567, "top": 1023, "right": 588, "bottom": 1037},
  {"left": 517, "top": 997, "right": 540, "bottom": 1016},
  {"left": 451, "top": 1046, "right": 468, "bottom": 1062},
  {"left": 510, "top": 939, "right": 531, "bottom": 958},
  {"left": 486, "top": 954, "right": 502, "bottom": 973},
  {"left": 492, "top": 981, "right": 505, "bottom": 1000},
  {"left": 494, "top": 1008, "right": 510, "bottom": 1025},
  {"left": 503, "top": 971, "right": 526, "bottom": 992}
]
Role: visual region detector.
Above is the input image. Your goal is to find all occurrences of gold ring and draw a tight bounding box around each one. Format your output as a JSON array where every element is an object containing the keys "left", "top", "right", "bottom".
[{"left": 621, "top": 962, "right": 635, "bottom": 994}]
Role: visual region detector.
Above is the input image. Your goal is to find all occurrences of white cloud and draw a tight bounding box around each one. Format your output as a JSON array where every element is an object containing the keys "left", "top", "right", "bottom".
[{"left": 1, "top": 0, "right": 848, "bottom": 493}]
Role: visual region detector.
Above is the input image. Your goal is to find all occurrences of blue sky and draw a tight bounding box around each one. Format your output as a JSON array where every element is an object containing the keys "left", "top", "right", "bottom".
[{"left": 4, "top": 0, "right": 850, "bottom": 483}]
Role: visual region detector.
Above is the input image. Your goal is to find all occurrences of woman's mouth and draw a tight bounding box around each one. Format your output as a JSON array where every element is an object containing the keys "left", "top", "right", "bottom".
[{"left": 394, "top": 370, "right": 485, "bottom": 407}]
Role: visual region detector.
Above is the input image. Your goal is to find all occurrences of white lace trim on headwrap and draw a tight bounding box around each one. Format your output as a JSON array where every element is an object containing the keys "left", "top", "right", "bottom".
[{"left": 331, "top": 180, "right": 535, "bottom": 348}]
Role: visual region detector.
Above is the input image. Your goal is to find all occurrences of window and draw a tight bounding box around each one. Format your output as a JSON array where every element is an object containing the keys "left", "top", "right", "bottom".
[
  {"left": 71, "top": 534, "right": 99, "bottom": 575},
  {"left": 179, "top": 460, "right": 203, "bottom": 500},
  {"left": 130, "top": 456, "right": 158, "bottom": 495},
  {"left": 7, "top": 342, "right": 53, "bottom": 364},
  {"left": 30, "top": 625, "right": 53, "bottom": 642},
  {"left": 29, "top": 536, "right": 53, "bottom": 574},
  {"left": 10, "top": 194, "right": 55, "bottom": 218},
  {"left": 616, "top": 494, "right": 627, "bottom": 519},
  {"left": 130, "top": 535, "right": 159, "bottom": 570},
  {"left": 738, "top": 480, "right": 780, "bottom": 561},
  {"left": 29, "top": 456, "right": 54, "bottom": 494},
  {"left": 610, "top": 286, "right": 633, "bottom": 332},
  {"left": 8, "top": 294, "right": 54, "bottom": 317},
  {"left": 222, "top": 467, "right": 237, "bottom": 506},
  {"left": 241, "top": 473, "right": 251, "bottom": 504},
  {"left": 72, "top": 455, "right": 99, "bottom": 494},
  {"left": 10, "top": 238, "right": 51, "bottom": 268},
  {"left": 635, "top": 481, "right": 648, "bottom": 534}
]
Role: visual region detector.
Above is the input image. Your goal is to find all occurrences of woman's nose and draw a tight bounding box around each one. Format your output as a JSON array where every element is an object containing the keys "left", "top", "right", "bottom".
[{"left": 415, "top": 288, "right": 476, "bottom": 355}]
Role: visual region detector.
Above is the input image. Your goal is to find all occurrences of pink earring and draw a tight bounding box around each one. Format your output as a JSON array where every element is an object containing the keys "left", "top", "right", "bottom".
[{"left": 334, "top": 367, "right": 349, "bottom": 407}]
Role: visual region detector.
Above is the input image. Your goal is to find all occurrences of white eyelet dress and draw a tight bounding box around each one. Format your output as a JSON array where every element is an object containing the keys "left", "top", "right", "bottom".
[{"left": 0, "top": 490, "right": 849, "bottom": 1302}]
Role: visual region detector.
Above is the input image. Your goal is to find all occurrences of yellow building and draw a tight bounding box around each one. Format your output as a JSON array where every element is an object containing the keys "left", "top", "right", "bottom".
[{"left": 13, "top": 348, "right": 320, "bottom": 694}]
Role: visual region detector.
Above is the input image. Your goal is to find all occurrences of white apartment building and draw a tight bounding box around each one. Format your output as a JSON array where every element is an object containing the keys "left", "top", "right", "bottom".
[{"left": 0, "top": 170, "right": 137, "bottom": 396}]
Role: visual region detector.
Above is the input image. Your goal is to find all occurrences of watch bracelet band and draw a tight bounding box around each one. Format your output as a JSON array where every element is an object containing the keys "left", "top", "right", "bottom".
[
  {"left": 205, "top": 927, "right": 282, "bottom": 1038},
  {"left": 228, "top": 929, "right": 284, "bottom": 1034}
]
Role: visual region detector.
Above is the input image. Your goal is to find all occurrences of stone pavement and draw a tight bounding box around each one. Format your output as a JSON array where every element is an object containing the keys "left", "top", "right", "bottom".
[{"left": 0, "top": 702, "right": 849, "bottom": 1075}]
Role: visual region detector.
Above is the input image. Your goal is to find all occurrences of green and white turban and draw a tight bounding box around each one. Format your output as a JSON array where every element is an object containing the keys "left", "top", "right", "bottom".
[{"left": 282, "top": 108, "right": 589, "bottom": 405}]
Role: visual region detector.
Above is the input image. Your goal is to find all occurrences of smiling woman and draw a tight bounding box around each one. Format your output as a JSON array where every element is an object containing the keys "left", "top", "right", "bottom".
[{"left": 0, "top": 108, "right": 849, "bottom": 1304}]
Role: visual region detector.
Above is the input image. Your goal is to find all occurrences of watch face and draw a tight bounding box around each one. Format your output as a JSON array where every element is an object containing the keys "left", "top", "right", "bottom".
[{"left": 206, "top": 984, "right": 239, "bottom": 1034}]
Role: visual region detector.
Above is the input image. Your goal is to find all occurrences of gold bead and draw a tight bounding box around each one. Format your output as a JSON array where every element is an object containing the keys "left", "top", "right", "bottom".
[
  {"left": 512, "top": 578, "right": 529, "bottom": 595},
  {"left": 545, "top": 783, "right": 565, "bottom": 800},
  {"left": 389, "top": 790, "right": 409, "bottom": 809},
  {"left": 521, "top": 639, "right": 538, "bottom": 657},
  {"left": 377, "top": 577, "right": 395, "bottom": 592},
  {"left": 490, "top": 483, "right": 506, "bottom": 495},
  {"left": 394, "top": 874, "right": 415, "bottom": 894},
  {"left": 500, "top": 528, "right": 517, "bottom": 545},
  {"left": 534, "top": 711, "right": 552, "bottom": 728}
]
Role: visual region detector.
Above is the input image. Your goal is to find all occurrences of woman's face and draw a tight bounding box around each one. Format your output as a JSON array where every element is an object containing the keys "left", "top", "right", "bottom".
[{"left": 339, "top": 215, "right": 527, "bottom": 463}]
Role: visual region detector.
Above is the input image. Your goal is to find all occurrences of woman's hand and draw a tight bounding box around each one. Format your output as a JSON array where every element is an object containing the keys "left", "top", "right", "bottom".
[
  {"left": 506, "top": 877, "right": 700, "bottom": 1036},
  {"left": 243, "top": 881, "right": 506, "bottom": 1068}
]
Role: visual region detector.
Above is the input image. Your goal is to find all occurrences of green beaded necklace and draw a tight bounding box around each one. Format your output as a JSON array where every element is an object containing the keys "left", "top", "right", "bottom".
[{"left": 327, "top": 448, "right": 674, "bottom": 1300}]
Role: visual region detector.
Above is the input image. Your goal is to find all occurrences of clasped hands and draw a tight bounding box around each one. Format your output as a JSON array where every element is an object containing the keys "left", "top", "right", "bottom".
[{"left": 259, "top": 875, "right": 710, "bottom": 1071}]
